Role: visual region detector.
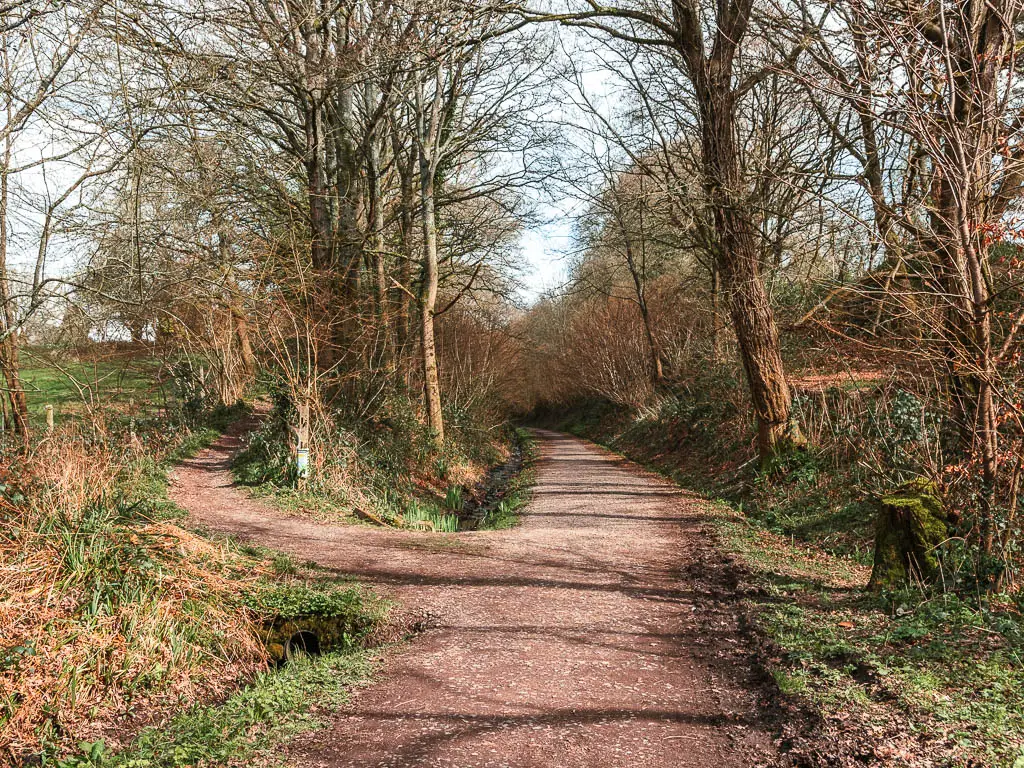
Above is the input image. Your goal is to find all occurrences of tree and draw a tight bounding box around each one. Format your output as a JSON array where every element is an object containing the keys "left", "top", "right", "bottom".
[{"left": 517, "top": 0, "right": 816, "bottom": 463}]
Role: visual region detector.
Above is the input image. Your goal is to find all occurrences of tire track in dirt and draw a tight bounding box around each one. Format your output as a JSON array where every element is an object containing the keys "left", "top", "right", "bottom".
[{"left": 169, "top": 428, "right": 781, "bottom": 767}]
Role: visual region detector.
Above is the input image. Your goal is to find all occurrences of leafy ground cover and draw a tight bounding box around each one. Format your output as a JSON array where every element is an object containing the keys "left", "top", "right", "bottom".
[
  {"left": 56, "top": 579, "right": 384, "bottom": 768},
  {"left": 716, "top": 511, "right": 1024, "bottom": 766},
  {"left": 58, "top": 648, "right": 379, "bottom": 768}
]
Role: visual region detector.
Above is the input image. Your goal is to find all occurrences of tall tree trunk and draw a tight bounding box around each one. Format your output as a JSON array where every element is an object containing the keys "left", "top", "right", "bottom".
[
  {"left": 218, "top": 234, "right": 256, "bottom": 387},
  {"left": 365, "top": 111, "right": 391, "bottom": 371},
  {"left": 419, "top": 169, "right": 444, "bottom": 445},
  {"left": 697, "top": 75, "right": 800, "bottom": 465},
  {"left": 621, "top": 236, "right": 664, "bottom": 386},
  {"left": 639, "top": 299, "right": 664, "bottom": 386},
  {"left": 709, "top": 262, "right": 723, "bottom": 364},
  {"left": 329, "top": 85, "right": 364, "bottom": 374},
  {"left": 929, "top": 4, "right": 1007, "bottom": 560},
  {"left": 306, "top": 106, "right": 332, "bottom": 272},
  {"left": 233, "top": 306, "right": 255, "bottom": 371},
  {"left": 0, "top": 146, "right": 28, "bottom": 444},
  {"left": 396, "top": 140, "right": 417, "bottom": 382}
]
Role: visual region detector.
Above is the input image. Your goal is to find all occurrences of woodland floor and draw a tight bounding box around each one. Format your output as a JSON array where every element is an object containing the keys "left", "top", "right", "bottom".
[{"left": 168, "top": 427, "right": 784, "bottom": 767}]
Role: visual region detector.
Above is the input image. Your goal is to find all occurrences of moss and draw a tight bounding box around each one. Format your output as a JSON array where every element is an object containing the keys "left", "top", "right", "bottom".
[
  {"left": 870, "top": 478, "right": 948, "bottom": 590},
  {"left": 262, "top": 615, "right": 369, "bottom": 663}
]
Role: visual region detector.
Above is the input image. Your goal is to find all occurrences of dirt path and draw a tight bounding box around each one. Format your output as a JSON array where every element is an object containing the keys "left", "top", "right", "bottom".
[{"left": 169, "top": 428, "right": 781, "bottom": 767}]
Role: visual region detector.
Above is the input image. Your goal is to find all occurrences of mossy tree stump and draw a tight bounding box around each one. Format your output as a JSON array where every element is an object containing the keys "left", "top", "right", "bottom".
[{"left": 869, "top": 478, "right": 948, "bottom": 591}]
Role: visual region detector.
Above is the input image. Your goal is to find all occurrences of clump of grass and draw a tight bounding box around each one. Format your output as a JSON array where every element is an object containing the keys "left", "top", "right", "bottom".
[
  {"left": 57, "top": 648, "right": 377, "bottom": 768},
  {"left": 402, "top": 501, "right": 459, "bottom": 532},
  {"left": 443, "top": 485, "right": 463, "bottom": 511},
  {"left": 1, "top": 411, "right": 387, "bottom": 763}
]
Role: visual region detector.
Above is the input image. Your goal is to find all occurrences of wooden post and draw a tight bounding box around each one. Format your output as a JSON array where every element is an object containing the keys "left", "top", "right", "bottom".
[{"left": 45, "top": 404, "right": 54, "bottom": 432}]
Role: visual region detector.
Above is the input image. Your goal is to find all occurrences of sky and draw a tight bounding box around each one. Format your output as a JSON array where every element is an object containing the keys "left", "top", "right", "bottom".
[
  {"left": 517, "top": 218, "right": 575, "bottom": 303},
  {"left": 513, "top": 33, "right": 613, "bottom": 305}
]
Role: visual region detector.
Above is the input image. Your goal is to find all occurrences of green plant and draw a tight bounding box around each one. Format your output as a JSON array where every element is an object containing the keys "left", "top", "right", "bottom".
[
  {"left": 58, "top": 649, "right": 376, "bottom": 768},
  {"left": 403, "top": 501, "right": 459, "bottom": 532},
  {"left": 169, "top": 363, "right": 211, "bottom": 426},
  {"left": 242, "top": 582, "right": 380, "bottom": 623},
  {"left": 443, "top": 485, "right": 464, "bottom": 511}
]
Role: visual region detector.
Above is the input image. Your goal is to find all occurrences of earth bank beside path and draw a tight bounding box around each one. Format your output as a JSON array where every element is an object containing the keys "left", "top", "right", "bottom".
[{"left": 170, "top": 428, "right": 782, "bottom": 767}]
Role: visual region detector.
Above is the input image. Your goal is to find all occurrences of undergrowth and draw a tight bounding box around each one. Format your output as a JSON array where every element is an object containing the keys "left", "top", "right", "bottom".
[
  {"left": 57, "top": 648, "right": 377, "bottom": 768},
  {"left": 0, "top": 397, "right": 385, "bottom": 764},
  {"left": 231, "top": 386, "right": 520, "bottom": 530},
  {"left": 0, "top": 481, "right": 269, "bottom": 761},
  {"left": 715, "top": 511, "right": 1024, "bottom": 766}
]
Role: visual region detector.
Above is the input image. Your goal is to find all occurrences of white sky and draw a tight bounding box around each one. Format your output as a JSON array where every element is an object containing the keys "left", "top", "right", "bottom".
[
  {"left": 517, "top": 220, "right": 573, "bottom": 301},
  {"left": 514, "top": 34, "right": 612, "bottom": 304}
]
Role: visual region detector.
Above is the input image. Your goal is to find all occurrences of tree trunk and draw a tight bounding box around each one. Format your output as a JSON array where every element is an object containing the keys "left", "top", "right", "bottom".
[
  {"left": 231, "top": 303, "right": 255, "bottom": 380},
  {"left": 623, "top": 240, "right": 664, "bottom": 385},
  {"left": 419, "top": 169, "right": 444, "bottom": 445},
  {"left": 640, "top": 302, "right": 664, "bottom": 386},
  {"left": 397, "top": 142, "right": 417, "bottom": 383},
  {"left": 710, "top": 262, "right": 722, "bottom": 364},
  {"left": 365, "top": 113, "right": 391, "bottom": 371},
  {"left": 928, "top": 5, "right": 1006, "bottom": 560},
  {"left": 697, "top": 75, "right": 800, "bottom": 465},
  {"left": 0, "top": 154, "right": 28, "bottom": 444},
  {"left": 306, "top": 117, "right": 332, "bottom": 272}
]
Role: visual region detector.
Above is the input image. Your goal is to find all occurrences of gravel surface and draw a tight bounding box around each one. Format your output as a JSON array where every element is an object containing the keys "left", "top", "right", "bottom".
[{"left": 169, "top": 427, "right": 781, "bottom": 767}]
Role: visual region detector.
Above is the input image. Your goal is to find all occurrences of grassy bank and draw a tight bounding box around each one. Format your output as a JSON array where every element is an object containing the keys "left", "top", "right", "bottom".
[
  {"left": 55, "top": 579, "right": 384, "bottom": 768},
  {"left": 232, "top": 393, "right": 535, "bottom": 532},
  {"left": 545, "top": 397, "right": 1024, "bottom": 766},
  {"left": 0, "top": 383, "right": 385, "bottom": 765}
]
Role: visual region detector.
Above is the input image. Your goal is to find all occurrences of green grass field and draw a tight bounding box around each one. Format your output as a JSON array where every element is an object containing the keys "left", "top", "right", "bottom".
[{"left": 15, "top": 354, "right": 167, "bottom": 428}]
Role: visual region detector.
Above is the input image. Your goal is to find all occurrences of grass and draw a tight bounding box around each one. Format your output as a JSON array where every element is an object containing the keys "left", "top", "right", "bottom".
[
  {"left": 0, "top": 491, "right": 269, "bottom": 761},
  {"left": 53, "top": 579, "right": 387, "bottom": 767},
  {"left": 1, "top": 464, "right": 386, "bottom": 763},
  {"left": 230, "top": 398, "right": 536, "bottom": 533},
  {"left": 19, "top": 356, "right": 162, "bottom": 428},
  {"left": 402, "top": 500, "right": 460, "bottom": 532},
  {"left": 57, "top": 648, "right": 378, "bottom": 768},
  {"left": 713, "top": 508, "right": 1024, "bottom": 765},
  {"left": 0, "top": 374, "right": 383, "bottom": 764}
]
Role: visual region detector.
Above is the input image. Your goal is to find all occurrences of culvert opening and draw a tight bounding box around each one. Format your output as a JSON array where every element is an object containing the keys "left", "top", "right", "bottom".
[{"left": 285, "top": 630, "right": 321, "bottom": 661}]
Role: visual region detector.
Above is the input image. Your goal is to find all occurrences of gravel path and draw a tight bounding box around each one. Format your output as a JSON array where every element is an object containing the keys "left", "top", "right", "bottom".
[{"left": 169, "top": 427, "right": 780, "bottom": 767}]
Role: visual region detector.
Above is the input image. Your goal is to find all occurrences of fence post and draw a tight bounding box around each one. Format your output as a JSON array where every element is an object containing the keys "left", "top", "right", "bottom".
[{"left": 45, "top": 404, "right": 54, "bottom": 432}]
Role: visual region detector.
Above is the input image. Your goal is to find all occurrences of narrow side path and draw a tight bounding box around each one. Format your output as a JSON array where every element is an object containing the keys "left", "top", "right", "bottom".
[{"left": 169, "top": 429, "right": 780, "bottom": 767}]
